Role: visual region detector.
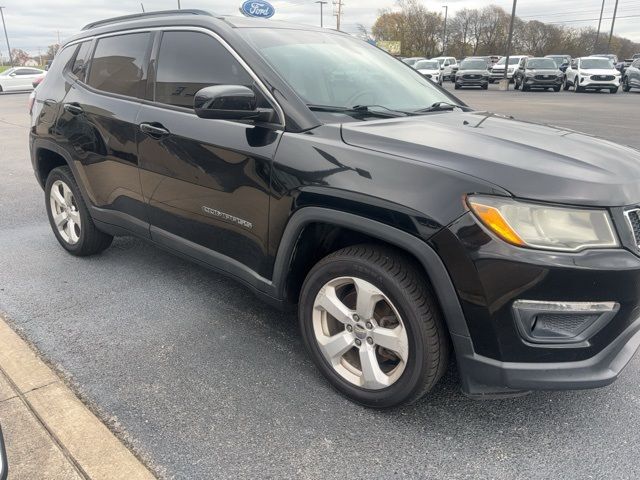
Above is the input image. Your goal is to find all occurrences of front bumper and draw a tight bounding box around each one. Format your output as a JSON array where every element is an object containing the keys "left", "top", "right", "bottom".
[
  {"left": 431, "top": 212, "right": 640, "bottom": 397},
  {"left": 456, "top": 76, "right": 489, "bottom": 87},
  {"left": 581, "top": 77, "right": 620, "bottom": 89},
  {"left": 490, "top": 71, "right": 514, "bottom": 80},
  {"left": 523, "top": 76, "right": 563, "bottom": 88}
]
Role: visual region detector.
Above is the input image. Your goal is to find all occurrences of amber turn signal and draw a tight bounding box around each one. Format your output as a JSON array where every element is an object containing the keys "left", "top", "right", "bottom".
[{"left": 467, "top": 200, "right": 525, "bottom": 247}]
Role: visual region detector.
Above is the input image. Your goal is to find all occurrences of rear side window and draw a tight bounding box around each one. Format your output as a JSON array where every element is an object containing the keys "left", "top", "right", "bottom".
[
  {"left": 87, "top": 32, "right": 151, "bottom": 98},
  {"left": 154, "top": 31, "right": 253, "bottom": 108},
  {"left": 16, "top": 69, "right": 41, "bottom": 75},
  {"left": 71, "top": 41, "right": 93, "bottom": 81}
]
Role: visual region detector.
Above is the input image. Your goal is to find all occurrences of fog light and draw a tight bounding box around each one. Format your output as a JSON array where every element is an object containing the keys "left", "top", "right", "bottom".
[{"left": 512, "top": 300, "right": 618, "bottom": 346}]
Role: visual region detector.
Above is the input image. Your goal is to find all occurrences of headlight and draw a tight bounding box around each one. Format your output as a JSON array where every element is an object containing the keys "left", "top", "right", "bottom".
[{"left": 467, "top": 195, "right": 619, "bottom": 252}]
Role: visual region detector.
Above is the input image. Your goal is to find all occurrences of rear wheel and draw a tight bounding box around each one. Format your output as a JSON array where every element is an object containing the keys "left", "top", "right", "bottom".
[
  {"left": 299, "top": 245, "right": 449, "bottom": 408},
  {"left": 45, "top": 166, "right": 113, "bottom": 256}
]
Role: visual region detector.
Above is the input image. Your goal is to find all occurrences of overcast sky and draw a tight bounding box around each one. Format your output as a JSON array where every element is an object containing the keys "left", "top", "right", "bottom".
[{"left": 1, "top": 0, "right": 638, "bottom": 57}]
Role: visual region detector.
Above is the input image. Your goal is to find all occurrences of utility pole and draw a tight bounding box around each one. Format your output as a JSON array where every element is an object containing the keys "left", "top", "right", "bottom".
[
  {"left": 595, "top": 0, "right": 606, "bottom": 52},
  {"left": 141, "top": 3, "right": 145, "bottom": 12},
  {"left": 315, "top": 1, "right": 328, "bottom": 28},
  {"left": 607, "top": 0, "right": 619, "bottom": 52},
  {"left": 177, "top": 0, "right": 181, "bottom": 9},
  {"left": 333, "top": 0, "right": 343, "bottom": 31},
  {"left": 0, "top": 6, "right": 13, "bottom": 67},
  {"left": 501, "top": 0, "right": 518, "bottom": 89},
  {"left": 442, "top": 6, "right": 448, "bottom": 56}
]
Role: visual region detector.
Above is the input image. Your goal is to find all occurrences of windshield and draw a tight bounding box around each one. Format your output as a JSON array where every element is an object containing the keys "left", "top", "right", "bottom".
[
  {"left": 527, "top": 59, "right": 557, "bottom": 69},
  {"left": 460, "top": 60, "right": 487, "bottom": 70},
  {"left": 239, "top": 29, "right": 454, "bottom": 113},
  {"left": 402, "top": 58, "right": 419, "bottom": 66},
  {"left": 414, "top": 60, "right": 439, "bottom": 70},
  {"left": 581, "top": 58, "right": 613, "bottom": 69},
  {"left": 547, "top": 56, "right": 567, "bottom": 66},
  {"left": 496, "top": 57, "right": 521, "bottom": 66}
]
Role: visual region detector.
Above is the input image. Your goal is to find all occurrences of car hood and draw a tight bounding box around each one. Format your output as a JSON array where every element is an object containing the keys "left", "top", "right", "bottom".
[
  {"left": 526, "top": 69, "right": 559, "bottom": 75},
  {"left": 341, "top": 111, "right": 640, "bottom": 207},
  {"left": 418, "top": 69, "right": 440, "bottom": 75},
  {"left": 581, "top": 68, "right": 618, "bottom": 75},
  {"left": 458, "top": 69, "right": 488, "bottom": 75}
]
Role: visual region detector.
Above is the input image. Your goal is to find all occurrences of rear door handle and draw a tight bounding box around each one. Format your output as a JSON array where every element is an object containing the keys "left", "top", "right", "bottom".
[
  {"left": 63, "top": 104, "right": 83, "bottom": 115},
  {"left": 139, "top": 122, "right": 170, "bottom": 138}
]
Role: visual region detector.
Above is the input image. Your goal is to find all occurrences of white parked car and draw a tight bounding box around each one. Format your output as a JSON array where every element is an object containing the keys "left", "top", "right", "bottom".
[
  {"left": 0, "top": 67, "right": 46, "bottom": 92},
  {"left": 564, "top": 57, "right": 620, "bottom": 93},
  {"left": 413, "top": 59, "right": 442, "bottom": 85},
  {"left": 489, "top": 55, "right": 528, "bottom": 82},
  {"left": 430, "top": 56, "right": 458, "bottom": 81}
]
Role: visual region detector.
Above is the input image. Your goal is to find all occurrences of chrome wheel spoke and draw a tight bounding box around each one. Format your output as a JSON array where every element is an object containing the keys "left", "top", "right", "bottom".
[
  {"left": 318, "top": 331, "right": 354, "bottom": 365},
  {"left": 371, "top": 325, "right": 408, "bottom": 362},
  {"left": 315, "top": 286, "right": 353, "bottom": 325},
  {"left": 359, "top": 345, "right": 390, "bottom": 389},
  {"left": 52, "top": 187, "right": 66, "bottom": 207},
  {"left": 353, "top": 278, "right": 384, "bottom": 320},
  {"left": 53, "top": 211, "right": 68, "bottom": 228},
  {"left": 62, "top": 183, "right": 74, "bottom": 206},
  {"left": 68, "top": 209, "right": 81, "bottom": 224},
  {"left": 67, "top": 219, "right": 79, "bottom": 243}
]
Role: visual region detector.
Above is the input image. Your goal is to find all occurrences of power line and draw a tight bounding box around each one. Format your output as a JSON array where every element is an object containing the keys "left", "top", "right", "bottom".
[{"left": 547, "top": 13, "right": 640, "bottom": 23}]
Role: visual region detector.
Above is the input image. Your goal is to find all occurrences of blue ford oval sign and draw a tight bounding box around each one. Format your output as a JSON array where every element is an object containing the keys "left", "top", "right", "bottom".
[{"left": 240, "top": 1, "right": 275, "bottom": 19}]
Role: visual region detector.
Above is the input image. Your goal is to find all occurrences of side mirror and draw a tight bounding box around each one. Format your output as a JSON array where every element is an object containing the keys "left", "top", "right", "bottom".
[
  {"left": 0, "top": 425, "right": 7, "bottom": 480},
  {"left": 194, "top": 85, "right": 273, "bottom": 122},
  {"left": 440, "top": 66, "right": 444, "bottom": 71}
]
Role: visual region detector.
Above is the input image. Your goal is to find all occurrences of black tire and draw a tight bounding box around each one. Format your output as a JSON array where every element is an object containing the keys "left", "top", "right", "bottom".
[
  {"left": 45, "top": 166, "right": 113, "bottom": 256},
  {"left": 553, "top": 86, "right": 561, "bottom": 92},
  {"left": 482, "top": 83, "right": 488, "bottom": 90},
  {"left": 454, "top": 83, "right": 461, "bottom": 90},
  {"left": 563, "top": 77, "right": 570, "bottom": 90},
  {"left": 623, "top": 78, "right": 631, "bottom": 92},
  {"left": 514, "top": 79, "right": 520, "bottom": 90},
  {"left": 299, "top": 245, "right": 449, "bottom": 408},
  {"left": 522, "top": 83, "right": 529, "bottom": 92},
  {"left": 610, "top": 87, "right": 618, "bottom": 94}
]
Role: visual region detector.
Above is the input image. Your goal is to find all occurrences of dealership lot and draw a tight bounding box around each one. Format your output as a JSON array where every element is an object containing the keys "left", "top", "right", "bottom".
[{"left": 2, "top": 90, "right": 640, "bottom": 479}]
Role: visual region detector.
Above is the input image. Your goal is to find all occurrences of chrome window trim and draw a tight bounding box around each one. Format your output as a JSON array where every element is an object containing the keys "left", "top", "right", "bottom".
[{"left": 61, "top": 26, "right": 285, "bottom": 128}]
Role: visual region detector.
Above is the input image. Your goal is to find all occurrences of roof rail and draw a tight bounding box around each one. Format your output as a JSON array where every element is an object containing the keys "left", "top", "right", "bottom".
[{"left": 81, "top": 9, "right": 213, "bottom": 31}]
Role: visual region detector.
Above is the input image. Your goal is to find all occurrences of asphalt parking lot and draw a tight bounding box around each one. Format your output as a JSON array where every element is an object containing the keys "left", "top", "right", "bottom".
[{"left": 1, "top": 87, "right": 640, "bottom": 479}]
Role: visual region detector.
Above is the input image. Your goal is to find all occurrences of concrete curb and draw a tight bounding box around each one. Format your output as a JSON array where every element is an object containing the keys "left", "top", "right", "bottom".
[{"left": 0, "top": 314, "right": 156, "bottom": 480}]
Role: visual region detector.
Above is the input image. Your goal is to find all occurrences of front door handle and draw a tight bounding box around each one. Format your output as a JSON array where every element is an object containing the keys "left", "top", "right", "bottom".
[
  {"left": 63, "top": 103, "right": 83, "bottom": 115},
  {"left": 140, "top": 122, "right": 170, "bottom": 138}
]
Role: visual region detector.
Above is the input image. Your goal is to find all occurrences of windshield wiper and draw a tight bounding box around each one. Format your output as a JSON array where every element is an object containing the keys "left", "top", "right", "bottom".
[
  {"left": 413, "top": 101, "right": 468, "bottom": 113},
  {"left": 306, "top": 104, "right": 406, "bottom": 118}
]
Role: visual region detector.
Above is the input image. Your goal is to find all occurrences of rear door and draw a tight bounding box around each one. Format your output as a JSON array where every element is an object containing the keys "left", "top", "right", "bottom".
[
  {"left": 56, "top": 32, "right": 153, "bottom": 236},
  {"left": 136, "top": 29, "right": 282, "bottom": 278}
]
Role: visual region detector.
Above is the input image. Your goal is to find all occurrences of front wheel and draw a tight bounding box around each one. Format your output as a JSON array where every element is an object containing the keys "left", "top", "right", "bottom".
[
  {"left": 454, "top": 83, "right": 461, "bottom": 90},
  {"left": 45, "top": 166, "right": 113, "bottom": 256},
  {"left": 610, "top": 86, "right": 619, "bottom": 94},
  {"left": 623, "top": 78, "right": 631, "bottom": 92},
  {"left": 514, "top": 78, "right": 520, "bottom": 90},
  {"left": 563, "top": 77, "right": 570, "bottom": 90},
  {"left": 299, "top": 245, "right": 449, "bottom": 408},
  {"left": 553, "top": 86, "right": 561, "bottom": 92}
]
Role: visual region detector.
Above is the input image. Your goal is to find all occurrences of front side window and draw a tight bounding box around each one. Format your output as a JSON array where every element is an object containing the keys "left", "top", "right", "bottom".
[
  {"left": 154, "top": 31, "right": 253, "bottom": 108},
  {"left": 87, "top": 32, "right": 151, "bottom": 98},
  {"left": 239, "top": 29, "right": 454, "bottom": 112}
]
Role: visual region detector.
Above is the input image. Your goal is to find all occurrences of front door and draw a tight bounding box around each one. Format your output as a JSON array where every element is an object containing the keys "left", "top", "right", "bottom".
[{"left": 136, "top": 29, "right": 282, "bottom": 278}]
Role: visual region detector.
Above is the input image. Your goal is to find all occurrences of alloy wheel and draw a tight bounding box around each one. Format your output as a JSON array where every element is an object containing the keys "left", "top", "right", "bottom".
[
  {"left": 312, "top": 276, "right": 409, "bottom": 390},
  {"left": 49, "top": 179, "right": 81, "bottom": 244}
]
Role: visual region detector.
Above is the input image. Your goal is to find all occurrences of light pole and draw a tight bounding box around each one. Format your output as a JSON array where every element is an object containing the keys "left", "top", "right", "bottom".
[
  {"left": 315, "top": 1, "right": 328, "bottom": 28},
  {"left": 595, "top": 0, "right": 606, "bottom": 51},
  {"left": 607, "top": 0, "right": 619, "bottom": 52},
  {"left": 442, "top": 5, "right": 448, "bottom": 56},
  {"left": 501, "top": 0, "right": 518, "bottom": 90},
  {"left": 0, "top": 6, "right": 13, "bottom": 67}
]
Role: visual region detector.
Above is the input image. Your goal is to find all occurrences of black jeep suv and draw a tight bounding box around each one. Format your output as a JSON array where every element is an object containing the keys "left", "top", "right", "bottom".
[{"left": 30, "top": 10, "right": 640, "bottom": 408}]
